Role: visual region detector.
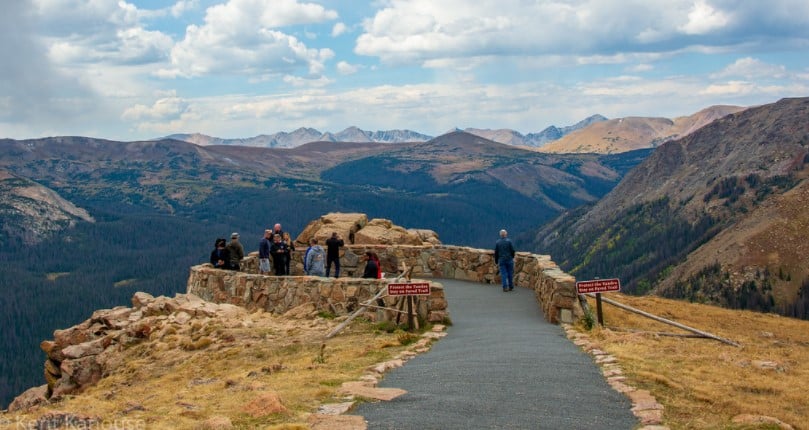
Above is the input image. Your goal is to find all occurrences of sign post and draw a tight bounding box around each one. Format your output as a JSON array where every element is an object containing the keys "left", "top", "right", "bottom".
[
  {"left": 576, "top": 278, "right": 621, "bottom": 326},
  {"left": 387, "top": 282, "right": 431, "bottom": 331}
]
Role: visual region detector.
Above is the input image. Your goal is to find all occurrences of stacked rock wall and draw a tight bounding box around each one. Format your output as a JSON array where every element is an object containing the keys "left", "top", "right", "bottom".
[
  {"left": 12, "top": 293, "right": 248, "bottom": 410},
  {"left": 186, "top": 268, "right": 449, "bottom": 324},
  {"left": 197, "top": 244, "right": 581, "bottom": 324}
]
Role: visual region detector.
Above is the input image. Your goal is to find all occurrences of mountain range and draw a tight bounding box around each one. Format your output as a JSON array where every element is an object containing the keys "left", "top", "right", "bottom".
[
  {"left": 164, "top": 115, "right": 611, "bottom": 148},
  {"left": 528, "top": 97, "right": 809, "bottom": 317},
  {"left": 540, "top": 105, "right": 746, "bottom": 154},
  {"left": 164, "top": 105, "right": 743, "bottom": 154}
]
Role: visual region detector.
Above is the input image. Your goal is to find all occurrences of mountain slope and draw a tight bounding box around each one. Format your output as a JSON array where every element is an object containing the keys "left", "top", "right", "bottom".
[
  {"left": 539, "top": 105, "right": 745, "bottom": 154},
  {"left": 464, "top": 114, "right": 608, "bottom": 147},
  {"left": 0, "top": 171, "right": 94, "bottom": 245},
  {"left": 529, "top": 97, "right": 809, "bottom": 315}
]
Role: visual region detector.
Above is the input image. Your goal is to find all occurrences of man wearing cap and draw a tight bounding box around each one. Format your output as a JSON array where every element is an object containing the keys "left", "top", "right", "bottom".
[{"left": 227, "top": 232, "right": 244, "bottom": 271}]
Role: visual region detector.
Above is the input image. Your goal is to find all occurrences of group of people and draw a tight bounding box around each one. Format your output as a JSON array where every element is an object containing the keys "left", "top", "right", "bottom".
[
  {"left": 212, "top": 223, "right": 515, "bottom": 287},
  {"left": 209, "top": 232, "right": 245, "bottom": 271},
  {"left": 258, "top": 223, "right": 297, "bottom": 276}
]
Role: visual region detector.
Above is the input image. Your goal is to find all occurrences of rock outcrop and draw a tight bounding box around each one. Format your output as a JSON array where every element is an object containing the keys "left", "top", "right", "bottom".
[
  {"left": 19, "top": 292, "right": 247, "bottom": 409},
  {"left": 295, "top": 212, "right": 439, "bottom": 247}
]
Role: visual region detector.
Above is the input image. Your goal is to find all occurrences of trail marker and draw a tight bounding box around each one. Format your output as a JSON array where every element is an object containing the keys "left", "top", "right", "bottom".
[
  {"left": 576, "top": 278, "right": 621, "bottom": 294},
  {"left": 387, "top": 282, "right": 431, "bottom": 296},
  {"left": 576, "top": 278, "right": 621, "bottom": 326}
]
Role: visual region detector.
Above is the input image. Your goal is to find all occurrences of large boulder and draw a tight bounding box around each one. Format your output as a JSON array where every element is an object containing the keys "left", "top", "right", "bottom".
[
  {"left": 296, "top": 212, "right": 367, "bottom": 246},
  {"left": 353, "top": 219, "right": 422, "bottom": 245},
  {"left": 295, "top": 213, "right": 440, "bottom": 246},
  {"left": 8, "top": 385, "right": 49, "bottom": 412}
]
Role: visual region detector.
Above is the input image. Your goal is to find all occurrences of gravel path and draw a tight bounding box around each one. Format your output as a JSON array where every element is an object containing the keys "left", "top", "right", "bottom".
[{"left": 353, "top": 279, "right": 638, "bottom": 429}]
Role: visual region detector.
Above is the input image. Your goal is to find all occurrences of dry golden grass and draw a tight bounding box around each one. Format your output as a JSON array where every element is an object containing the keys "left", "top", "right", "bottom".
[
  {"left": 580, "top": 293, "right": 809, "bottom": 430},
  {"left": 6, "top": 293, "right": 808, "bottom": 430},
  {"left": 2, "top": 311, "right": 418, "bottom": 429}
]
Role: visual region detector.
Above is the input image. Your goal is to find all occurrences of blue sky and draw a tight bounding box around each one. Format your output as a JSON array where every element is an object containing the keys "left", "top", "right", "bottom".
[{"left": 2, "top": 0, "right": 808, "bottom": 140}]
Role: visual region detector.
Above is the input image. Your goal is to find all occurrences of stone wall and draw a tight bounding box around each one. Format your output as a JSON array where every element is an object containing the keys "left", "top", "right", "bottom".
[
  {"left": 186, "top": 267, "right": 449, "bottom": 324},
  {"left": 192, "top": 244, "right": 581, "bottom": 324}
]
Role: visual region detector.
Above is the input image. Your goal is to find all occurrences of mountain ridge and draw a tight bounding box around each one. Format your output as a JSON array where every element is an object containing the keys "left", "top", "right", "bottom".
[
  {"left": 529, "top": 97, "right": 809, "bottom": 316},
  {"left": 160, "top": 105, "right": 742, "bottom": 152},
  {"left": 540, "top": 105, "right": 746, "bottom": 154},
  {"left": 161, "top": 115, "right": 612, "bottom": 149}
]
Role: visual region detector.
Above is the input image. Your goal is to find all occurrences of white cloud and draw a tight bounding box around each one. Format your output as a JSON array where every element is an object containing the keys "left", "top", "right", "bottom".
[
  {"left": 700, "top": 81, "right": 754, "bottom": 95},
  {"left": 33, "top": 0, "right": 174, "bottom": 66},
  {"left": 171, "top": 0, "right": 200, "bottom": 18},
  {"left": 627, "top": 63, "right": 654, "bottom": 73},
  {"left": 336, "top": 61, "right": 360, "bottom": 75},
  {"left": 165, "top": 0, "right": 338, "bottom": 79},
  {"left": 712, "top": 57, "right": 788, "bottom": 79},
  {"left": 332, "top": 22, "right": 348, "bottom": 37},
  {"left": 355, "top": 0, "right": 809, "bottom": 65},
  {"left": 122, "top": 92, "right": 189, "bottom": 121},
  {"left": 678, "top": 0, "right": 729, "bottom": 35}
]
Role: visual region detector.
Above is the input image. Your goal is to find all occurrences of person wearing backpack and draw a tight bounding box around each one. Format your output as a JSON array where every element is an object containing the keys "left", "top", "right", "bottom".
[{"left": 305, "top": 238, "right": 326, "bottom": 277}]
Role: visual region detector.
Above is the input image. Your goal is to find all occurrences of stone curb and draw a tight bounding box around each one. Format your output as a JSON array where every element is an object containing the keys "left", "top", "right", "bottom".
[
  {"left": 308, "top": 324, "right": 447, "bottom": 430},
  {"left": 562, "top": 324, "right": 669, "bottom": 430}
]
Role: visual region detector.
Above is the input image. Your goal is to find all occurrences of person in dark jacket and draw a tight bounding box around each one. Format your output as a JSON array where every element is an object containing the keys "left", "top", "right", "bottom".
[
  {"left": 210, "top": 238, "right": 231, "bottom": 270},
  {"left": 258, "top": 229, "right": 272, "bottom": 274},
  {"left": 362, "top": 251, "right": 380, "bottom": 279},
  {"left": 269, "top": 233, "right": 288, "bottom": 276},
  {"left": 325, "top": 232, "right": 344, "bottom": 278},
  {"left": 494, "top": 229, "right": 516, "bottom": 291},
  {"left": 226, "top": 232, "right": 244, "bottom": 271}
]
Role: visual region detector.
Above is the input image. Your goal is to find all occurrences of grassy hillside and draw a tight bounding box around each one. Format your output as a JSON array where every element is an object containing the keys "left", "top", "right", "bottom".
[
  {"left": 3, "top": 291, "right": 808, "bottom": 429},
  {"left": 578, "top": 293, "right": 809, "bottom": 429}
]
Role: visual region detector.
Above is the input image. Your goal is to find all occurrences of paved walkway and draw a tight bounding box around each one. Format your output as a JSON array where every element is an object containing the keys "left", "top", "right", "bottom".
[{"left": 354, "top": 279, "right": 638, "bottom": 429}]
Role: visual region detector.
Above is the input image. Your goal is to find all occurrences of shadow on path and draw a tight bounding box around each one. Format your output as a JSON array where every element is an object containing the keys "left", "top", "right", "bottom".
[{"left": 354, "top": 279, "right": 638, "bottom": 430}]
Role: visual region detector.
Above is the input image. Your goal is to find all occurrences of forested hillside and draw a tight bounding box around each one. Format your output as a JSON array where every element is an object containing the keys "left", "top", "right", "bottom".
[
  {"left": 0, "top": 132, "right": 651, "bottom": 407},
  {"left": 528, "top": 97, "right": 809, "bottom": 318}
]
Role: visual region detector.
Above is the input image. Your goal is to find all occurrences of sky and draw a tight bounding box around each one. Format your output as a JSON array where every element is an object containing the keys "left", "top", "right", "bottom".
[{"left": 1, "top": 0, "right": 808, "bottom": 141}]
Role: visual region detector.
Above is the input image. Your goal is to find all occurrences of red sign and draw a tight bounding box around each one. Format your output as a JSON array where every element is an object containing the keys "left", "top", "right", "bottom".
[
  {"left": 387, "top": 282, "right": 431, "bottom": 296},
  {"left": 576, "top": 278, "right": 621, "bottom": 294}
]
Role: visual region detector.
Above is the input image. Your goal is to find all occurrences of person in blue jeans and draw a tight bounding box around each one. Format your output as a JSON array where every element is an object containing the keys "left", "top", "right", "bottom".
[{"left": 494, "top": 229, "right": 515, "bottom": 291}]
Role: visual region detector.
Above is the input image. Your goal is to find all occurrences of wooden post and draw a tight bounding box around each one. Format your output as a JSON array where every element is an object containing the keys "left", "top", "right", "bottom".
[
  {"left": 406, "top": 295, "right": 414, "bottom": 331},
  {"left": 588, "top": 293, "right": 741, "bottom": 347},
  {"left": 596, "top": 293, "right": 604, "bottom": 326}
]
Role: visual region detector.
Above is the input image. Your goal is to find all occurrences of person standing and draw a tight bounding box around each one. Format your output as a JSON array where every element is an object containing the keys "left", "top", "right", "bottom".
[
  {"left": 227, "top": 232, "right": 244, "bottom": 271},
  {"left": 282, "top": 231, "right": 295, "bottom": 275},
  {"left": 494, "top": 229, "right": 516, "bottom": 291},
  {"left": 210, "top": 238, "right": 231, "bottom": 269},
  {"left": 305, "top": 239, "right": 326, "bottom": 276},
  {"left": 272, "top": 223, "right": 284, "bottom": 239},
  {"left": 325, "top": 232, "right": 344, "bottom": 278},
  {"left": 259, "top": 229, "right": 272, "bottom": 275},
  {"left": 270, "top": 233, "right": 288, "bottom": 276},
  {"left": 362, "top": 251, "right": 380, "bottom": 279}
]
